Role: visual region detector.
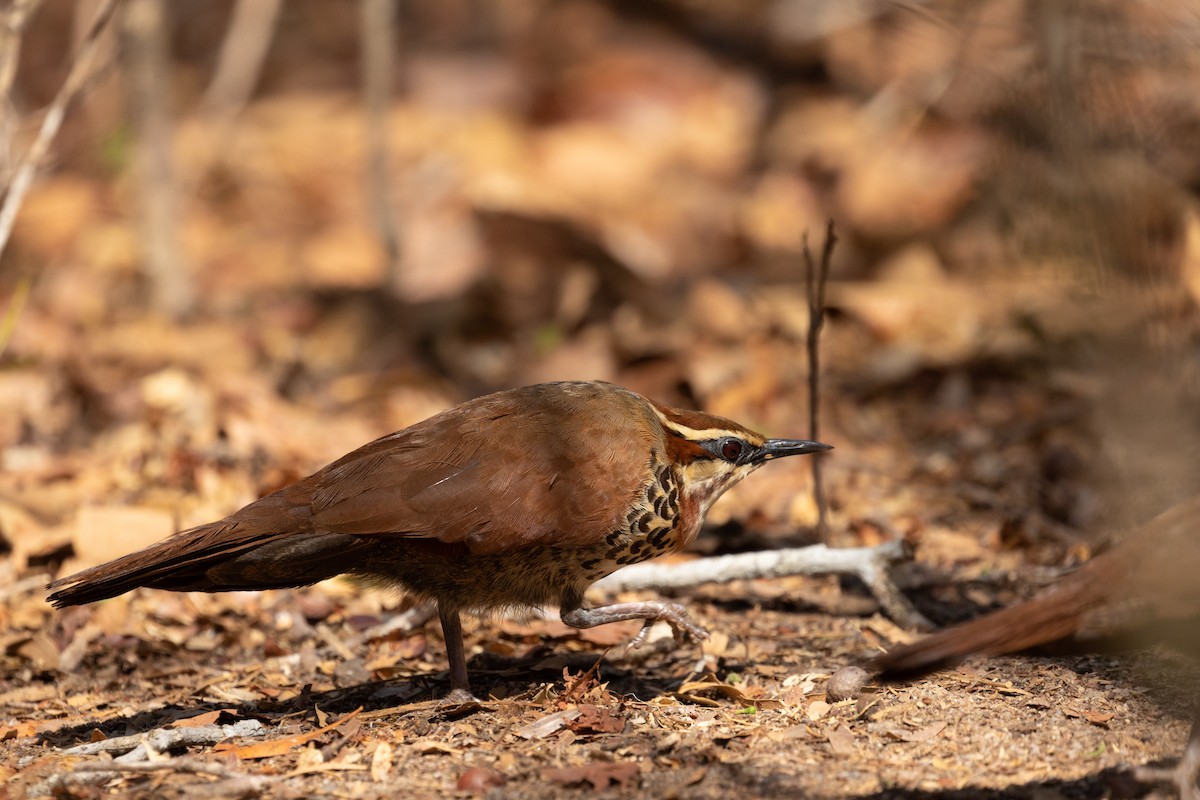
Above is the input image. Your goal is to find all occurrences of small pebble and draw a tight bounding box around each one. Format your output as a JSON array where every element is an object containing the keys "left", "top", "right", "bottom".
[
  {"left": 333, "top": 657, "right": 370, "bottom": 687},
  {"left": 457, "top": 766, "right": 506, "bottom": 795},
  {"left": 827, "top": 666, "right": 869, "bottom": 701}
]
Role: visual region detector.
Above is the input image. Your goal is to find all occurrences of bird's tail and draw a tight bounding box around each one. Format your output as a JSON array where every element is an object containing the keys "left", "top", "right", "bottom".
[{"left": 47, "top": 495, "right": 371, "bottom": 607}]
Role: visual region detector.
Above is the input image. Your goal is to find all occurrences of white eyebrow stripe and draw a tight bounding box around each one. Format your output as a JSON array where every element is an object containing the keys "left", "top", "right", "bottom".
[{"left": 650, "top": 407, "right": 731, "bottom": 441}]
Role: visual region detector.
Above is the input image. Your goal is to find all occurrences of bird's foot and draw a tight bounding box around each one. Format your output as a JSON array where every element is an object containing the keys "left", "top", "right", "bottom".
[
  {"left": 626, "top": 603, "right": 709, "bottom": 650},
  {"left": 439, "top": 687, "right": 482, "bottom": 706},
  {"left": 562, "top": 600, "right": 708, "bottom": 653},
  {"left": 1134, "top": 764, "right": 1198, "bottom": 800},
  {"left": 1134, "top": 731, "right": 1200, "bottom": 800}
]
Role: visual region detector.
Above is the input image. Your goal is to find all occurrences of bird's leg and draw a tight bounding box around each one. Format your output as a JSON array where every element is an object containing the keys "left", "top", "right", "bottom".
[
  {"left": 560, "top": 599, "right": 709, "bottom": 651},
  {"left": 1135, "top": 711, "right": 1200, "bottom": 800},
  {"left": 437, "top": 605, "right": 478, "bottom": 703}
]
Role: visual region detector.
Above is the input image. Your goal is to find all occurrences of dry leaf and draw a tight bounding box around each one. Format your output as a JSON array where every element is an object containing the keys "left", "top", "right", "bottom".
[
  {"left": 806, "top": 700, "right": 831, "bottom": 721},
  {"left": 72, "top": 506, "right": 177, "bottom": 569},
  {"left": 16, "top": 635, "right": 59, "bottom": 671},
  {"left": 569, "top": 704, "right": 626, "bottom": 735},
  {"left": 370, "top": 741, "right": 394, "bottom": 782},
  {"left": 214, "top": 708, "right": 361, "bottom": 759},
  {"left": 0, "top": 683, "right": 57, "bottom": 707},
  {"left": 296, "top": 744, "right": 325, "bottom": 770},
  {"left": 575, "top": 619, "right": 643, "bottom": 646},
  {"left": 542, "top": 761, "right": 640, "bottom": 791},
  {"left": 514, "top": 709, "right": 581, "bottom": 740},
  {"left": 826, "top": 723, "right": 856, "bottom": 756},
  {"left": 456, "top": 766, "right": 506, "bottom": 795},
  {"left": 700, "top": 630, "right": 730, "bottom": 658},
  {"left": 410, "top": 739, "right": 463, "bottom": 755},
  {"left": 676, "top": 675, "right": 780, "bottom": 709},
  {"left": 899, "top": 721, "right": 948, "bottom": 743},
  {"left": 1063, "top": 708, "right": 1115, "bottom": 727},
  {"left": 0, "top": 721, "right": 39, "bottom": 741},
  {"left": 171, "top": 710, "right": 237, "bottom": 728}
]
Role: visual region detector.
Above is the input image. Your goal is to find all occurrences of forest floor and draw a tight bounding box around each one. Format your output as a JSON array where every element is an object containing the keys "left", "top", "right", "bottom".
[{"left": 2, "top": 2, "right": 1198, "bottom": 797}]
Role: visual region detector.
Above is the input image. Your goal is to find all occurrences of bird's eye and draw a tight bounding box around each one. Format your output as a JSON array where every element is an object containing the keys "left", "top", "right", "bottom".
[{"left": 720, "top": 438, "right": 744, "bottom": 461}]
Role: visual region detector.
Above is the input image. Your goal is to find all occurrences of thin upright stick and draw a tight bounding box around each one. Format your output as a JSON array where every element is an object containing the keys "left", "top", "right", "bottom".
[
  {"left": 0, "top": 0, "right": 47, "bottom": 185},
  {"left": 362, "top": 0, "right": 402, "bottom": 287},
  {"left": 201, "top": 0, "right": 283, "bottom": 119},
  {"left": 0, "top": 0, "right": 118, "bottom": 261},
  {"left": 123, "top": 0, "right": 194, "bottom": 317},
  {"left": 803, "top": 220, "right": 836, "bottom": 539}
]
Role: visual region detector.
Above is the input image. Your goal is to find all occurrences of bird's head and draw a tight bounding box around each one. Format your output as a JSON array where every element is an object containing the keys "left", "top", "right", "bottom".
[{"left": 650, "top": 401, "right": 831, "bottom": 515}]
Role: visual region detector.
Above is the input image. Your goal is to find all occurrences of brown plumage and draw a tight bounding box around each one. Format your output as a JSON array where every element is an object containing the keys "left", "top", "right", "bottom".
[
  {"left": 48, "top": 380, "right": 830, "bottom": 700},
  {"left": 871, "top": 496, "right": 1200, "bottom": 796}
]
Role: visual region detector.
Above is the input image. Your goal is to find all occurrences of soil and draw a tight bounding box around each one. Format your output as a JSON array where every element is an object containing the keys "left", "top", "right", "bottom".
[{"left": 2, "top": 2, "right": 1197, "bottom": 797}]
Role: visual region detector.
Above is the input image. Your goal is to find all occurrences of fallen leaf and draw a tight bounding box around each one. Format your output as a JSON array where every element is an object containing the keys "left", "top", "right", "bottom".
[
  {"left": 16, "top": 634, "right": 60, "bottom": 671},
  {"left": 457, "top": 766, "right": 506, "bottom": 795},
  {"left": 296, "top": 744, "right": 324, "bottom": 769},
  {"left": 1064, "top": 708, "right": 1114, "bottom": 727},
  {"left": 575, "top": 619, "right": 643, "bottom": 646},
  {"left": 370, "top": 741, "right": 394, "bottom": 782},
  {"left": 364, "top": 635, "right": 427, "bottom": 671},
  {"left": 700, "top": 630, "right": 730, "bottom": 658},
  {"left": 0, "top": 683, "right": 58, "bottom": 706},
  {"left": 72, "top": 505, "right": 176, "bottom": 569},
  {"left": 676, "top": 675, "right": 782, "bottom": 709},
  {"left": 0, "top": 721, "right": 39, "bottom": 741},
  {"left": 410, "top": 739, "right": 462, "bottom": 755},
  {"left": 899, "top": 720, "right": 947, "bottom": 743},
  {"left": 288, "top": 760, "right": 370, "bottom": 777},
  {"left": 569, "top": 704, "right": 626, "bottom": 735},
  {"left": 826, "top": 723, "right": 856, "bottom": 756},
  {"left": 542, "top": 761, "right": 640, "bottom": 791},
  {"left": 214, "top": 708, "right": 361, "bottom": 759},
  {"left": 514, "top": 709, "right": 581, "bottom": 740},
  {"left": 171, "top": 709, "right": 238, "bottom": 728}
]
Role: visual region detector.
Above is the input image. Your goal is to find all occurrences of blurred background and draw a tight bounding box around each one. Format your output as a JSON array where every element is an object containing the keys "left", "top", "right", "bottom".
[{"left": 2, "top": 0, "right": 1200, "bottom": 605}]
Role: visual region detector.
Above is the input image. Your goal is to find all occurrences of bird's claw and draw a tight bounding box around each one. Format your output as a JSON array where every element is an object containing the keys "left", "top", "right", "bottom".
[
  {"left": 439, "top": 688, "right": 483, "bottom": 706},
  {"left": 1134, "top": 760, "right": 1200, "bottom": 800},
  {"left": 624, "top": 604, "right": 709, "bottom": 653}
]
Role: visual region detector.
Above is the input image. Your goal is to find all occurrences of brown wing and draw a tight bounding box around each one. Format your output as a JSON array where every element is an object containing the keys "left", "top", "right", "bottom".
[
  {"left": 307, "top": 381, "right": 661, "bottom": 554},
  {"left": 47, "top": 382, "right": 661, "bottom": 605}
]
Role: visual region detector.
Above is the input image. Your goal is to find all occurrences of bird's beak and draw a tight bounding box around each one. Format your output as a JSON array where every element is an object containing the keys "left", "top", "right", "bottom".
[{"left": 758, "top": 438, "right": 833, "bottom": 461}]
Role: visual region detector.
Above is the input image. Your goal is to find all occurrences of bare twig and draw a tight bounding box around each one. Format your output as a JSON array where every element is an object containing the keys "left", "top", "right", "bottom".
[
  {"left": 0, "top": 0, "right": 117, "bottom": 262},
  {"left": 57, "top": 718, "right": 265, "bottom": 761},
  {"left": 0, "top": 275, "right": 30, "bottom": 358},
  {"left": 0, "top": 0, "right": 46, "bottom": 184},
  {"left": 184, "top": 0, "right": 282, "bottom": 189},
  {"left": 38, "top": 755, "right": 275, "bottom": 796},
  {"left": 593, "top": 541, "right": 901, "bottom": 590},
  {"left": 122, "top": 0, "right": 194, "bottom": 317},
  {"left": 351, "top": 600, "right": 437, "bottom": 646},
  {"left": 803, "top": 220, "right": 836, "bottom": 540},
  {"left": 0, "top": 0, "right": 43, "bottom": 108},
  {"left": 361, "top": 0, "right": 402, "bottom": 287},
  {"left": 200, "top": 0, "right": 282, "bottom": 118},
  {"left": 316, "top": 622, "right": 358, "bottom": 661},
  {"left": 592, "top": 541, "right": 932, "bottom": 630}
]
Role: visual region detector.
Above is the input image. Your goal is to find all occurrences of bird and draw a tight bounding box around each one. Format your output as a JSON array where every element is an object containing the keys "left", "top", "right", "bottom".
[
  {"left": 870, "top": 496, "right": 1200, "bottom": 798},
  {"left": 48, "top": 380, "right": 831, "bottom": 702}
]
